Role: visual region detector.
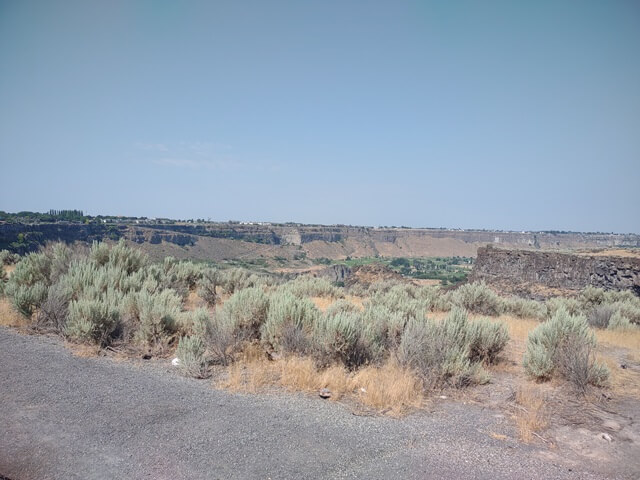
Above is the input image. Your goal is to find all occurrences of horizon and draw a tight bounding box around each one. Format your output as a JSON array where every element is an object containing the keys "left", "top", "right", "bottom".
[
  {"left": 1, "top": 1, "right": 639, "bottom": 233},
  {"left": 2, "top": 208, "right": 638, "bottom": 235}
]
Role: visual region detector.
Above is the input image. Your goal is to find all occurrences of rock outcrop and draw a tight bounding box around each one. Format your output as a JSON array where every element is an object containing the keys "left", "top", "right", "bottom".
[{"left": 471, "top": 246, "right": 640, "bottom": 297}]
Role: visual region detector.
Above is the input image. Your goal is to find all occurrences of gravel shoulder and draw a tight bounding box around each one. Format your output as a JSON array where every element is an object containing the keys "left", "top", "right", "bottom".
[{"left": 0, "top": 327, "right": 610, "bottom": 480}]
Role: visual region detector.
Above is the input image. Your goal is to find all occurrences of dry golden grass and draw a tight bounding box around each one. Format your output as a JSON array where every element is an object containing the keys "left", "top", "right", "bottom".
[
  {"left": 600, "top": 355, "right": 640, "bottom": 398},
  {"left": 0, "top": 297, "right": 28, "bottom": 328},
  {"left": 219, "top": 354, "right": 424, "bottom": 415},
  {"left": 66, "top": 342, "right": 101, "bottom": 358},
  {"left": 595, "top": 328, "right": 640, "bottom": 356},
  {"left": 310, "top": 296, "right": 334, "bottom": 312},
  {"left": 514, "top": 384, "right": 549, "bottom": 443},
  {"left": 351, "top": 360, "right": 424, "bottom": 416},
  {"left": 4, "top": 264, "right": 16, "bottom": 276}
]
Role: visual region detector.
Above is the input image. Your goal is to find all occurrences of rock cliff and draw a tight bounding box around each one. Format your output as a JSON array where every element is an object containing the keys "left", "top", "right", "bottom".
[{"left": 471, "top": 246, "right": 640, "bottom": 297}]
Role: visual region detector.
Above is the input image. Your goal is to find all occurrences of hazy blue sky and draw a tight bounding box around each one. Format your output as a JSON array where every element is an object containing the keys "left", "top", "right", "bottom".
[{"left": 1, "top": 1, "right": 638, "bottom": 232}]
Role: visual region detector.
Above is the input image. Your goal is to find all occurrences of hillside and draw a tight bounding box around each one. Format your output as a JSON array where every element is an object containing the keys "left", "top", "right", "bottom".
[{"left": 1, "top": 221, "right": 639, "bottom": 263}]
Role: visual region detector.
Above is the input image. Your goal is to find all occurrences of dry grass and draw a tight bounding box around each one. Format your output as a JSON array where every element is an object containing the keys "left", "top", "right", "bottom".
[
  {"left": 600, "top": 355, "right": 640, "bottom": 398},
  {"left": 4, "top": 264, "right": 16, "bottom": 276},
  {"left": 351, "top": 360, "right": 424, "bottom": 416},
  {"left": 514, "top": 384, "right": 549, "bottom": 443},
  {"left": 595, "top": 328, "right": 640, "bottom": 356},
  {"left": 66, "top": 342, "right": 101, "bottom": 358},
  {"left": 310, "top": 296, "right": 334, "bottom": 312},
  {"left": 310, "top": 296, "right": 365, "bottom": 313},
  {"left": 0, "top": 298, "right": 28, "bottom": 328},
  {"left": 219, "top": 353, "right": 423, "bottom": 415}
]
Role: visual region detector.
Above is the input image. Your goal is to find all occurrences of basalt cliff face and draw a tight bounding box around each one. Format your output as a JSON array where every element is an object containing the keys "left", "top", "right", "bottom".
[
  {"left": 471, "top": 246, "right": 640, "bottom": 297},
  {"left": 1, "top": 222, "right": 639, "bottom": 262}
]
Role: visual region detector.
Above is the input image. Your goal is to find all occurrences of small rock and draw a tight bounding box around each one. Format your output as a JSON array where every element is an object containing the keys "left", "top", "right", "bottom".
[
  {"left": 439, "top": 395, "right": 447, "bottom": 399},
  {"left": 171, "top": 358, "right": 181, "bottom": 367},
  {"left": 603, "top": 420, "right": 622, "bottom": 432},
  {"left": 360, "top": 387, "right": 367, "bottom": 393},
  {"left": 319, "top": 388, "right": 332, "bottom": 399},
  {"left": 620, "top": 364, "right": 627, "bottom": 369},
  {"left": 601, "top": 433, "right": 612, "bottom": 443},
  {"left": 142, "top": 353, "right": 152, "bottom": 360}
]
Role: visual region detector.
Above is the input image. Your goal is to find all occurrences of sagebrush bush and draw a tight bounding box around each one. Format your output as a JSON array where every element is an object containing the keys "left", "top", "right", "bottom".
[
  {"left": 220, "top": 287, "right": 269, "bottom": 341},
  {"left": 325, "top": 299, "right": 360, "bottom": 316},
  {"left": 312, "top": 311, "right": 382, "bottom": 368},
  {"left": 35, "top": 282, "right": 71, "bottom": 332},
  {"left": 398, "top": 308, "right": 507, "bottom": 388},
  {"left": 66, "top": 296, "right": 120, "bottom": 345},
  {"left": 503, "top": 297, "right": 546, "bottom": 319},
  {"left": 0, "top": 264, "right": 7, "bottom": 294},
  {"left": 176, "top": 335, "right": 208, "bottom": 378},
  {"left": 415, "top": 285, "right": 450, "bottom": 312},
  {"left": 361, "top": 303, "right": 406, "bottom": 353},
  {"left": 545, "top": 297, "right": 582, "bottom": 318},
  {"left": 262, "top": 291, "right": 318, "bottom": 353},
  {"left": 450, "top": 282, "right": 504, "bottom": 316},
  {"left": 586, "top": 304, "right": 615, "bottom": 329},
  {"left": 279, "top": 275, "right": 343, "bottom": 299},
  {"left": 523, "top": 307, "right": 609, "bottom": 390},
  {"left": 607, "top": 311, "right": 638, "bottom": 332},
  {"left": 0, "top": 249, "right": 19, "bottom": 265},
  {"left": 7, "top": 252, "right": 52, "bottom": 290},
  {"left": 366, "top": 285, "right": 426, "bottom": 323},
  {"left": 10, "top": 282, "right": 48, "bottom": 317},
  {"left": 197, "top": 268, "right": 219, "bottom": 307},
  {"left": 131, "top": 289, "right": 183, "bottom": 348},
  {"left": 218, "top": 268, "right": 254, "bottom": 294}
]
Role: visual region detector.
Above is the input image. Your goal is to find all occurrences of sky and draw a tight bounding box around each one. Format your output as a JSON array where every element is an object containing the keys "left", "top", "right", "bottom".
[{"left": 1, "top": 1, "right": 639, "bottom": 233}]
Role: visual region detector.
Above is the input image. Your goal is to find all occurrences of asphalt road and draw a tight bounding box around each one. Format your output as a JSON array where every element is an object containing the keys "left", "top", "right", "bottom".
[{"left": 0, "top": 327, "right": 606, "bottom": 480}]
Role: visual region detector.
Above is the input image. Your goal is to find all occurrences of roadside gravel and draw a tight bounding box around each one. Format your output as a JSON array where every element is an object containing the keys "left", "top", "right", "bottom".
[{"left": 0, "top": 327, "right": 607, "bottom": 479}]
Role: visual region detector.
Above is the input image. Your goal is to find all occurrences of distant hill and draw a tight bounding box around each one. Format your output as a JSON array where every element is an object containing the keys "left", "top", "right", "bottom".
[{"left": 1, "top": 221, "right": 638, "bottom": 263}]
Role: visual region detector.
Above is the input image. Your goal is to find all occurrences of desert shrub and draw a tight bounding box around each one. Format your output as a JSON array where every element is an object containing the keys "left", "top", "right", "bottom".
[
  {"left": 181, "top": 308, "right": 235, "bottom": 365},
  {"left": 503, "top": 297, "right": 546, "bottom": 319},
  {"left": 262, "top": 291, "right": 319, "bottom": 354},
  {"left": 586, "top": 304, "right": 615, "bottom": 329},
  {"left": 176, "top": 335, "right": 208, "bottom": 378},
  {"left": 219, "top": 287, "right": 269, "bottom": 341},
  {"left": 44, "top": 242, "right": 74, "bottom": 284},
  {"left": 523, "top": 307, "right": 609, "bottom": 390},
  {"left": 450, "top": 282, "right": 504, "bottom": 316},
  {"left": 607, "top": 311, "right": 638, "bottom": 332},
  {"left": 8, "top": 252, "right": 52, "bottom": 289},
  {"left": 65, "top": 295, "right": 121, "bottom": 345},
  {"left": 197, "top": 268, "right": 219, "bottom": 307},
  {"left": 312, "top": 311, "right": 382, "bottom": 368},
  {"left": 105, "top": 239, "right": 147, "bottom": 274},
  {"left": 160, "top": 258, "right": 204, "bottom": 298},
  {"left": 279, "top": 275, "right": 342, "bottom": 299},
  {"left": 361, "top": 303, "right": 406, "bottom": 353},
  {"left": 415, "top": 285, "right": 450, "bottom": 312},
  {"left": 466, "top": 317, "right": 510, "bottom": 364},
  {"left": 218, "top": 268, "right": 253, "bottom": 294},
  {"left": 397, "top": 308, "right": 506, "bottom": 388},
  {"left": 366, "top": 285, "right": 426, "bottom": 323},
  {"left": 545, "top": 297, "right": 582, "bottom": 318},
  {"left": 35, "top": 282, "right": 71, "bottom": 332},
  {"left": 613, "top": 300, "right": 640, "bottom": 325},
  {"left": 325, "top": 299, "right": 360, "bottom": 316},
  {"left": 0, "top": 249, "right": 19, "bottom": 265},
  {"left": 0, "top": 264, "right": 6, "bottom": 294},
  {"left": 579, "top": 286, "right": 606, "bottom": 310},
  {"left": 366, "top": 279, "right": 406, "bottom": 296},
  {"left": 10, "top": 282, "right": 48, "bottom": 318},
  {"left": 131, "top": 289, "right": 183, "bottom": 348}
]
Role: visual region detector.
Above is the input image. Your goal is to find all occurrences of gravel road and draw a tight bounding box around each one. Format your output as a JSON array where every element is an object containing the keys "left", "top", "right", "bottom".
[{"left": 0, "top": 327, "right": 608, "bottom": 480}]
